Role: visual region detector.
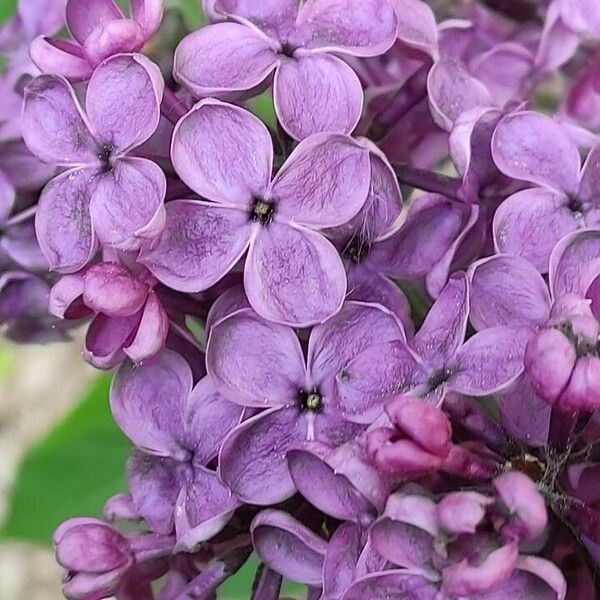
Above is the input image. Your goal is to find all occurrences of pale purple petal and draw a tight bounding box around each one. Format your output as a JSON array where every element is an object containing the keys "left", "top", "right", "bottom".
[
  {"left": 549, "top": 228, "right": 600, "bottom": 299},
  {"left": 49, "top": 273, "right": 85, "bottom": 318},
  {"left": 270, "top": 133, "right": 370, "bottom": 227},
  {"left": 493, "top": 188, "right": 579, "bottom": 273},
  {"left": 86, "top": 54, "right": 164, "bottom": 153},
  {"left": 123, "top": 291, "right": 168, "bottom": 362},
  {"left": 130, "top": 0, "right": 163, "bottom": 37},
  {"left": 171, "top": 99, "right": 273, "bottom": 205},
  {"left": 468, "top": 255, "right": 551, "bottom": 330},
  {"left": 342, "top": 571, "right": 438, "bottom": 600},
  {"left": 174, "top": 23, "right": 278, "bottom": 99},
  {"left": 206, "top": 307, "right": 305, "bottom": 407},
  {"left": 218, "top": 407, "right": 304, "bottom": 504},
  {"left": 437, "top": 492, "right": 492, "bottom": 535},
  {"left": 413, "top": 273, "right": 468, "bottom": 369},
  {"left": 29, "top": 36, "right": 94, "bottom": 81},
  {"left": 19, "top": 0, "right": 67, "bottom": 37},
  {"left": 297, "top": 0, "right": 397, "bottom": 57},
  {"left": 139, "top": 200, "right": 252, "bottom": 293},
  {"left": 513, "top": 557, "right": 566, "bottom": 600},
  {"left": 492, "top": 112, "right": 581, "bottom": 195},
  {"left": 23, "top": 75, "right": 98, "bottom": 165},
  {"left": 245, "top": 223, "right": 346, "bottom": 327},
  {"left": 110, "top": 349, "right": 192, "bottom": 457},
  {"left": 175, "top": 467, "right": 240, "bottom": 551},
  {"left": 66, "top": 0, "right": 123, "bottom": 45},
  {"left": 393, "top": 0, "right": 438, "bottom": 58},
  {"left": 0, "top": 170, "right": 15, "bottom": 223},
  {"left": 89, "top": 157, "right": 166, "bottom": 249},
  {"left": 274, "top": 54, "right": 363, "bottom": 140},
  {"left": 0, "top": 139, "right": 55, "bottom": 191},
  {"left": 82, "top": 19, "right": 145, "bottom": 67},
  {"left": 251, "top": 510, "right": 327, "bottom": 586},
  {"left": 560, "top": 0, "right": 600, "bottom": 36},
  {"left": 35, "top": 167, "right": 98, "bottom": 272},
  {"left": 451, "top": 326, "right": 532, "bottom": 396}
]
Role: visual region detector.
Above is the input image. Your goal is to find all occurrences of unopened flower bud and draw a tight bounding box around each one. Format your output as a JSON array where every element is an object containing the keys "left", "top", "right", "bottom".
[{"left": 558, "top": 356, "right": 600, "bottom": 412}]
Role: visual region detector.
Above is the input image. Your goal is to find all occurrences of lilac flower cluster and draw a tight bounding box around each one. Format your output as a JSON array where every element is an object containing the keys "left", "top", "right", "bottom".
[{"left": 3, "top": 0, "right": 600, "bottom": 597}]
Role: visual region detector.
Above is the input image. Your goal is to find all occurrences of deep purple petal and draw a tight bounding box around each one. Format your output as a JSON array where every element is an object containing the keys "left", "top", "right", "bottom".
[{"left": 342, "top": 570, "right": 439, "bottom": 600}]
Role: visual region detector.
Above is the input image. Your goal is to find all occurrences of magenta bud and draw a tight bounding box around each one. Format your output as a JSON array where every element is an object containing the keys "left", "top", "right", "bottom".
[
  {"left": 524, "top": 328, "right": 576, "bottom": 404},
  {"left": 558, "top": 356, "right": 600, "bottom": 412},
  {"left": 436, "top": 491, "right": 493, "bottom": 534},
  {"left": 385, "top": 395, "right": 452, "bottom": 457}
]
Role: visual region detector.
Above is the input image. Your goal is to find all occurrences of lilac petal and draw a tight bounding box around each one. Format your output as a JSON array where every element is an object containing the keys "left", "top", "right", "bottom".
[
  {"left": 66, "top": 0, "right": 123, "bottom": 45},
  {"left": 127, "top": 450, "right": 179, "bottom": 534},
  {"left": 588, "top": 274, "right": 600, "bottom": 320},
  {"left": 83, "top": 18, "right": 145, "bottom": 66},
  {"left": 218, "top": 407, "right": 304, "bottom": 504},
  {"left": 206, "top": 307, "right": 305, "bottom": 407},
  {"left": 297, "top": 0, "right": 397, "bottom": 57},
  {"left": 130, "top": 0, "right": 163, "bottom": 36},
  {"left": 110, "top": 350, "right": 192, "bottom": 457},
  {"left": 205, "top": 283, "right": 250, "bottom": 333},
  {"left": 333, "top": 340, "right": 427, "bottom": 423},
  {"left": 437, "top": 492, "right": 492, "bottom": 535},
  {"left": 19, "top": 0, "right": 68, "bottom": 38},
  {"left": 49, "top": 273, "right": 85, "bottom": 319},
  {"left": 35, "top": 167, "right": 98, "bottom": 272},
  {"left": 451, "top": 326, "right": 532, "bottom": 396},
  {"left": 63, "top": 570, "right": 127, "bottom": 600},
  {"left": 322, "top": 522, "right": 365, "bottom": 600},
  {"left": 139, "top": 200, "right": 252, "bottom": 293},
  {"left": 89, "top": 157, "right": 166, "bottom": 250},
  {"left": 560, "top": 0, "right": 600, "bottom": 36},
  {"left": 535, "top": 1, "right": 579, "bottom": 73},
  {"left": 23, "top": 75, "right": 98, "bottom": 165},
  {"left": 549, "top": 228, "right": 600, "bottom": 299},
  {"left": 184, "top": 375, "right": 244, "bottom": 464},
  {"left": 413, "top": 273, "right": 468, "bottom": 369},
  {"left": 342, "top": 570, "right": 438, "bottom": 600},
  {"left": 346, "top": 267, "right": 414, "bottom": 335},
  {"left": 468, "top": 255, "right": 551, "bottom": 330},
  {"left": 245, "top": 223, "right": 346, "bottom": 327},
  {"left": 498, "top": 376, "right": 551, "bottom": 448},
  {"left": 492, "top": 112, "right": 581, "bottom": 195},
  {"left": 307, "top": 301, "right": 406, "bottom": 387},
  {"left": 86, "top": 54, "right": 163, "bottom": 153},
  {"left": 85, "top": 311, "right": 138, "bottom": 369},
  {"left": 427, "top": 59, "right": 492, "bottom": 131},
  {"left": 0, "top": 170, "right": 15, "bottom": 223},
  {"left": 83, "top": 262, "right": 148, "bottom": 316},
  {"left": 493, "top": 188, "right": 579, "bottom": 273},
  {"left": 29, "top": 36, "right": 94, "bottom": 81},
  {"left": 287, "top": 442, "right": 380, "bottom": 523},
  {"left": 578, "top": 143, "right": 600, "bottom": 210},
  {"left": 251, "top": 510, "right": 327, "bottom": 586},
  {"left": 443, "top": 543, "right": 519, "bottom": 596},
  {"left": 175, "top": 466, "right": 239, "bottom": 551},
  {"left": 174, "top": 23, "right": 278, "bottom": 99},
  {"left": 171, "top": 99, "right": 273, "bottom": 205},
  {"left": 270, "top": 133, "right": 370, "bottom": 227},
  {"left": 394, "top": 0, "right": 438, "bottom": 58},
  {"left": 123, "top": 291, "right": 168, "bottom": 362},
  {"left": 274, "top": 54, "right": 363, "bottom": 140},
  {"left": 0, "top": 139, "right": 55, "bottom": 191}
]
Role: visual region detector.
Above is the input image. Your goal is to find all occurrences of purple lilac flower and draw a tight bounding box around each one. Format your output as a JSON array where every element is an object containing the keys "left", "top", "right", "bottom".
[
  {"left": 30, "top": 0, "right": 164, "bottom": 81},
  {"left": 173, "top": 0, "right": 398, "bottom": 140},
  {"left": 139, "top": 99, "right": 372, "bottom": 326},
  {"left": 206, "top": 300, "right": 406, "bottom": 504},
  {"left": 22, "top": 53, "right": 166, "bottom": 273}
]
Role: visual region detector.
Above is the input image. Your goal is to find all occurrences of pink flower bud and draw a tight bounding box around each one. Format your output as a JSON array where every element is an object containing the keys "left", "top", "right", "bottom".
[
  {"left": 436, "top": 491, "right": 493, "bottom": 534},
  {"left": 558, "top": 356, "right": 600, "bottom": 412}
]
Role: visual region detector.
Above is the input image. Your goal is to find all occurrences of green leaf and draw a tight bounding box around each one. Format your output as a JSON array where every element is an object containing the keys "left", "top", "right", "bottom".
[
  {"left": 1, "top": 374, "right": 130, "bottom": 544},
  {"left": 0, "top": 0, "right": 16, "bottom": 25}
]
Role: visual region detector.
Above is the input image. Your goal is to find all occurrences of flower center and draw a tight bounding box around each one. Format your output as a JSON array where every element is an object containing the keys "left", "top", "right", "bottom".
[
  {"left": 344, "top": 237, "right": 371, "bottom": 263},
  {"left": 567, "top": 195, "right": 583, "bottom": 217},
  {"left": 509, "top": 453, "right": 546, "bottom": 482},
  {"left": 98, "top": 144, "right": 113, "bottom": 173},
  {"left": 298, "top": 387, "right": 323, "bottom": 413},
  {"left": 427, "top": 368, "right": 455, "bottom": 392},
  {"left": 279, "top": 42, "right": 297, "bottom": 58},
  {"left": 250, "top": 197, "right": 275, "bottom": 226}
]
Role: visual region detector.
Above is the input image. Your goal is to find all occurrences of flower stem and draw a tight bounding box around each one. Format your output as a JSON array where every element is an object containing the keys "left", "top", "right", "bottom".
[
  {"left": 161, "top": 88, "right": 189, "bottom": 125},
  {"left": 393, "top": 163, "right": 464, "bottom": 201}
]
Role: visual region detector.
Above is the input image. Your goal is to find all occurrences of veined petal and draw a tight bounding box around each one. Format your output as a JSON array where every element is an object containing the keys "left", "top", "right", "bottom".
[
  {"left": 138, "top": 200, "right": 252, "bottom": 293},
  {"left": 245, "top": 223, "right": 347, "bottom": 327},
  {"left": 274, "top": 54, "right": 363, "bottom": 140}
]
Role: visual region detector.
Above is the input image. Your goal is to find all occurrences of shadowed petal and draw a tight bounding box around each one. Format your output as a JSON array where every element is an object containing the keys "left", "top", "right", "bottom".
[
  {"left": 35, "top": 167, "right": 98, "bottom": 272},
  {"left": 86, "top": 54, "right": 164, "bottom": 153},
  {"left": 84, "top": 312, "right": 140, "bottom": 368},
  {"left": 492, "top": 111, "right": 581, "bottom": 195},
  {"left": 274, "top": 54, "right": 363, "bottom": 140},
  {"left": 251, "top": 510, "right": 327, "bottom": 586},
  {"left": 171, "top": 99, "right": 273, "bottom": 205},
  {"left": 342, "top": 570, "right": 439, "bottom": 600},
  {"left": 139, "top": 200, "right": 252, "bottom": 293},
  {"left": 89, "top": 157, "right": 166, "bottom": 250},
  {"left": 270, "top": 133, "right": 370, "bottom": 227},
  {"left": 110, "top": 349, "right": 192, "bottom": 457},
  {"left": 174, "top": 23, "right": 278, "bottom": 99},
  {"left": 206, "top": 307, "right": 305, "bottom": 407},
  {"left": 297, "top": 0, "right": 397, "bottom": 56},
  {"left": 23, "top": 75, "right": 98, "bottom": 165},
  {"left": 245, "top": 223, "right": 347, "bottom": 327},
  {"left": 493, "top": 188, "right": 579, "bottom": 273},
  {"left": 413, "top": 273, "right": 468, "bottom": 369},
  {"left": 451, "top": 327, "right": 532, "bottom": 396},
  {"left": 469, "top": 255, "right": 551, "bottom": 330}
]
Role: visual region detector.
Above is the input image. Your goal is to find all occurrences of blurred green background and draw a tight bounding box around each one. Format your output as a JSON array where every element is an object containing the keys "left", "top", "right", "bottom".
[{"left": 0, "top": 1, "right": 291, "bottom": 597}]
